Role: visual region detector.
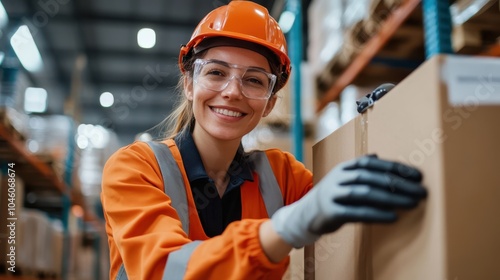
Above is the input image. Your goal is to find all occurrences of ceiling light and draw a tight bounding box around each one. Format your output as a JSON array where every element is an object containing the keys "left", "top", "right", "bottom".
[
  {"left": 136, "top": 132, "right": 152, "bottom": 142},
  {"left": 137, "top": 28, "right": 156, "bottom": 49},
  {"left": 89, "top": 125, "right": 109, "bottom": 149},
  {"left": 278, "top": 11, "right": 295, "bottom": 34},
  {"left": 24, "top": 87, "right": 47, "bottom": 113},
  {"left": 27, "top": 139, "right": 40, "bottom": 153},
  {"left": 76, "top": 134, "right": 89, "bottom": 149},
  {"left": 0, "top": 1, "right": 7, "bottom": 29},
  {"left": 100, "top": 91, "right": 114, "bottom": 107},
  {"left": 10, "top": 25, "right": 44, "bottom": 72}
]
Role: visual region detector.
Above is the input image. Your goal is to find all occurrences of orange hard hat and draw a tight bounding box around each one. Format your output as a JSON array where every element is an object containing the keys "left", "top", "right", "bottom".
[{"left": 179, "top": 0, "right": 291, "bottom": 91}]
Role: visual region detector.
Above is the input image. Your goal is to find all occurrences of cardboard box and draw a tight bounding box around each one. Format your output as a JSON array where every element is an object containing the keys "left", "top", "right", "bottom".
[{"left": 311, "top": 55, "right": 500, "bottom": 280}]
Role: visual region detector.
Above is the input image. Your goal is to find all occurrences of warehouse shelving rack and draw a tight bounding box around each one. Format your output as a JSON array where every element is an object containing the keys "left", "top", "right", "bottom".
[
  {"left": 0, "top": 120, "right": 95, "bottom": 280},
  {"left": 315, "top": 0, "right": 455, "bottom": 112},
  {"left": 0, "top": 123, "right": 67, "bottom": 193}
]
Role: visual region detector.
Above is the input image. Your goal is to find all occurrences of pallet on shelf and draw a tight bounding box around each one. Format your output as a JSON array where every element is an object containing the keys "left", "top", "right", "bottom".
[
  {"left": 453, "top": 22, "right": 500, "bottom": 54},
  {"left": 315, "top": 0, "right": 422, "bottom": 110},
  {"left": 452, "top": 0, "right": 500, "bottom": 53},
  {"left": 0, "top": 108, "right": 26, "bottom": 142}
]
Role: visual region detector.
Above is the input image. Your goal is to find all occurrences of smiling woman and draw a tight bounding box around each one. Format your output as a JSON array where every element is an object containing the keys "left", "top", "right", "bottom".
[
  {"left": 185, "top": 46, "right": 278, "bottom": 144},
  {"left": 100, "top": 1, "right": 427, "bottom": 280}
]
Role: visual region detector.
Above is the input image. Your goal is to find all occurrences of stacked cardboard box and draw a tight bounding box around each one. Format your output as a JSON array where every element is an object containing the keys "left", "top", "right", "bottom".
[{"left": 311, "top": 55, "right": 500, "bottom": 279}]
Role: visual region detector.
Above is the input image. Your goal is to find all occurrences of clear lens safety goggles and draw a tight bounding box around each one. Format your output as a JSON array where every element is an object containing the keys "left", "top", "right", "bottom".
[{"left": 193, "top": 58, "right": 277, "bottom": 100}]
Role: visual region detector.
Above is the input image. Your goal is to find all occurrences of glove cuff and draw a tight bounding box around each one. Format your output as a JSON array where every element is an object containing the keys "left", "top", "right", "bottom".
[{"left": 271, "top": 205, "right": 321, "bottom": 248}]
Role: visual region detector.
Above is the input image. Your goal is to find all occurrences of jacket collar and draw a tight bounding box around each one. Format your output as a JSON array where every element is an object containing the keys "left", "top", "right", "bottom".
[{"left": 174, "top": 127, "right": 254, "bottom": 188}]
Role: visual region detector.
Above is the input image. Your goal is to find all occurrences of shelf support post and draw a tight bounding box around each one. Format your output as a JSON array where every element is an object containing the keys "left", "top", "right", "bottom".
[
  {"left": 286, "top": 0, "right": 304, "bottom": 162},
  {"left": 422, "top": 0, "right": 454, "bottom": 58}
]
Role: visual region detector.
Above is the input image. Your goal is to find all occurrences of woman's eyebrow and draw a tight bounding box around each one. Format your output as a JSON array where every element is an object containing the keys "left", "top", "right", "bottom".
[{"left": 206, "top": 59, "right": 268, "bottom": 72}]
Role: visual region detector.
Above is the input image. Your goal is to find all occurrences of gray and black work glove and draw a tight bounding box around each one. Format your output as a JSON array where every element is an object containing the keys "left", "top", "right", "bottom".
[{"left": 271, "top": 155, "right": 427, "bottom": 248}]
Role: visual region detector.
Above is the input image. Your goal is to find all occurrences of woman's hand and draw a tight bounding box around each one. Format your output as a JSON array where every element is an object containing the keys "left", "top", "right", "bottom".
[{"left": 270, "top": 155, "right": 427, "bottom": 248}]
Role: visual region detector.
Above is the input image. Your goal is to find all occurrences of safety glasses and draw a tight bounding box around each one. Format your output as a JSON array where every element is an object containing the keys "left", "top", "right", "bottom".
[{"left": 193, "top": 58, "right": 277, "bottom": 100}]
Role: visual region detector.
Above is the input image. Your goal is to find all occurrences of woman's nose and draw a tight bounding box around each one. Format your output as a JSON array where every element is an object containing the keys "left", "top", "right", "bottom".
[{"left": 221, "top": 76, "right": 243, "bottom": 99}]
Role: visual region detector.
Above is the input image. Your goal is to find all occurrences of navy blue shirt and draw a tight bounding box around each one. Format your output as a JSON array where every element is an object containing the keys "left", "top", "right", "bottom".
[{"left": 174, "top": 128, "right": 254, "bottom": 237}]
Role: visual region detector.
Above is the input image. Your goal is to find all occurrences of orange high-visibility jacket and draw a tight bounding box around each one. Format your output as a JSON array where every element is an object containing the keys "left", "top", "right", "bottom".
[{"left": 101, "top": 139, "right": 313, "bottom": 279}]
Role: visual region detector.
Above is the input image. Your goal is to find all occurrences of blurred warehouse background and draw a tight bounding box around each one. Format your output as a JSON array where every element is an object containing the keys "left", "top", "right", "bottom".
[{"left": 0, "top": 0, "right": 499, "bottom": 279}]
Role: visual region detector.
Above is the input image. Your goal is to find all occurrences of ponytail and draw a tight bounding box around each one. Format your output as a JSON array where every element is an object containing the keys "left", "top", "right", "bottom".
[{"left": 160, "top": 77, "right": 194, "bottom": 140}]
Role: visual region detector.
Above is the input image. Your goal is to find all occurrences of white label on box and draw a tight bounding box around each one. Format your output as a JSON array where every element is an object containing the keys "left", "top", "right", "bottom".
[{"left": 442, "top": 56, "right": 500, "bottom": 106}]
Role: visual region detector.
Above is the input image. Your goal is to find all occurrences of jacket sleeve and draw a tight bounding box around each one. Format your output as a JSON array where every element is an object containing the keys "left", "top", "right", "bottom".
[
  {"left": 101, "top": 141, "right": 289, "bottom": 280},
  {"left": 264, "top": 149, "right": 314, "bottom": 206}
]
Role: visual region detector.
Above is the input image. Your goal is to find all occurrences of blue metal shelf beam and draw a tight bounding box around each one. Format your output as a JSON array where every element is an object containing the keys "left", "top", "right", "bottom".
[
  {"left": 423, "top": 0, "right": 454, "bottom": 58},
  {"left": 286, "top": 0, "right": 304, "bottom": 162}
]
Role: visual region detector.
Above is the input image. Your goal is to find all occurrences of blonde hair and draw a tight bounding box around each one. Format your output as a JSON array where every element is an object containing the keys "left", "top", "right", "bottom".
[
  {"left": 159, "top": 77, "right": 193, "bottom": 139},
  {"left": 157, "top": 49, "right": 201, "bottom": 140}
]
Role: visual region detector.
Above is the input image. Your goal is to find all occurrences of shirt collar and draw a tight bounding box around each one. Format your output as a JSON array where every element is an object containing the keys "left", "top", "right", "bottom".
[{"left": 174, "top": 127, "right": 254, "bottom": 184}]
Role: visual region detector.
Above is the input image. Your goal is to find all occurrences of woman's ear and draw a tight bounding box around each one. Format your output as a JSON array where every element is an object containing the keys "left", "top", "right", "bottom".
[
  {"left": 184, "top": 76, "right": 193, "bottom": 101},
  {"left": 262, "top": 95, "right": 278, "bottom": 117}
]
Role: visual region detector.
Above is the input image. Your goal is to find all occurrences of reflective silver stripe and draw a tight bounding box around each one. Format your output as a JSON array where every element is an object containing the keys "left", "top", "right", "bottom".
[
  {"left": 144, "top": 143, "right": 282, "bottom": 279},
  {"left": 116, "top": 264, "right": 128, "bottom": 280},
  {"left": 148, "top": 142, "right": 283, "bottom": 220},
  {"left": 248, "top": 151, "right": 284, "bottom": 217},
  {"left": 163, "top": 241, "right": 202, "bottom": 280},
  {"left": 115, "top": 242, "right": 201, "bottom": 280},
  {"left": 147, "top": 141, "right": 190, "bottom": 235}
]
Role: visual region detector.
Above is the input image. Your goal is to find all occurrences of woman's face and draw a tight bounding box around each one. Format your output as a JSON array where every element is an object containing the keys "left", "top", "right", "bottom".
[{"left": 185, "top": 46, "right": 277, "bottom": 143}]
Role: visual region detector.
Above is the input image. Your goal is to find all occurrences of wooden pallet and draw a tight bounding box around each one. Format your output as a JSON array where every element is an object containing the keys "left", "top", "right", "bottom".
[
  {"left": 452, "top": 0, "right": 500, "bottom": 54},
  {"left": 453, "top": 22, "right": 500, "bottom": 54}
]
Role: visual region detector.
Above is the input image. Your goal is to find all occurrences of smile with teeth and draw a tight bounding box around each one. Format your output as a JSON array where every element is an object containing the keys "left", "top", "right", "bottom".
[{"left": 212, "top": 107, "right": 244, "bottom": 117}]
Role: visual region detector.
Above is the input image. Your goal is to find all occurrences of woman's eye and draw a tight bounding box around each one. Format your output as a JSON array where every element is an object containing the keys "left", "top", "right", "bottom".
[
  {"left": 207, "top": 69, "right": 224, "bottom": 76},
  {"left": 246, "top": 77, "right": 264, "bottom": 86}
]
